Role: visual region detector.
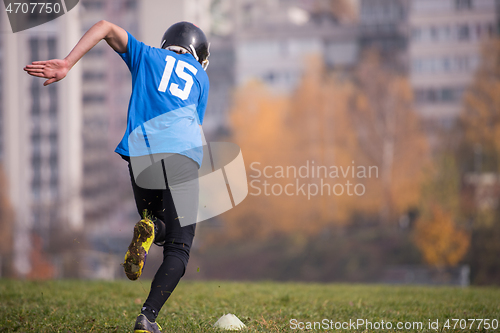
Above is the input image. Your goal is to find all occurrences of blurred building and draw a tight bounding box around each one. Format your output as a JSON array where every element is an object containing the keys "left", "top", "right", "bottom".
[
  {"left": 204, "top": 0, "right": 236, "bottom": 137},
  {"left": 79, "top": 0, "right": 139, "bottom": 227},
  {"left": 357, "top": 0, "right": 498, "bottom": 132},
  {"left": 76, "top": 0, "right": 142, "bottom": 279},
  {"left": 139, "top": 0, "right": 212, "bottom": 48},
  {"left": 0, "top": 9, "right": 83, "bottom": 277},
  {"left": 358, "top": 0, "right": 410, "bottom": 72},
  {"left": 232, "top": 0, "right": 359, "bottom": 94},
  {"left": 0, "top": 12, "right": 4, "bottom": 162},
  {"left": 0, "top": 0, "right": 142, "bottom": 279},
  {"left": 496, "top": 0, "right": 500, "bottom": 33},
  {"left": 203, "top": 35, "right": 235, "bottom": 137},
  {"left": 409, "top": 0, "right": 497, "bottom": 128}
]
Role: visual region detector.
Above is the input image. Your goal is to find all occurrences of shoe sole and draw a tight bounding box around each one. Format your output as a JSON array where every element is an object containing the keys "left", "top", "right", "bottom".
[
  {"left": 134, "top": 328, "right": 161, "bottom": 333},
  {"left": 123, "top": 219, "right": 155, "bottom": 281}
]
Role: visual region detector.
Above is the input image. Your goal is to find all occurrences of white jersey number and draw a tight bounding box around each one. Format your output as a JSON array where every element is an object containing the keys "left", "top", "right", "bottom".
[{"left": 158, "top": 55, "right": 198, "bottom": 101}]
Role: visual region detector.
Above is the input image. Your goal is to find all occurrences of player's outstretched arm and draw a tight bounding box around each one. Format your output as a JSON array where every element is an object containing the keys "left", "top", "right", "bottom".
[{"left": 23, "top": 20, "right": 128, "bottom": 86}]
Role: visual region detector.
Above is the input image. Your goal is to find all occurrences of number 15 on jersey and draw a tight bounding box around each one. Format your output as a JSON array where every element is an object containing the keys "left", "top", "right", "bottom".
[{"left": 158, "top": 55, "right": 198, "bottom": 101}]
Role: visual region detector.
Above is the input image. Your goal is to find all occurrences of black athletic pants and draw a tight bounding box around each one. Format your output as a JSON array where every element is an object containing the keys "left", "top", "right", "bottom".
[{"left": 124, "top": 154, "right": 197, "bottom": 318}]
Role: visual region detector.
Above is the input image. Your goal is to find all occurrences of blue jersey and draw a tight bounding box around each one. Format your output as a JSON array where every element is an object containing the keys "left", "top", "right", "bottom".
[{"left": 115, "top": 31, "right": 209, "bottom": 167}]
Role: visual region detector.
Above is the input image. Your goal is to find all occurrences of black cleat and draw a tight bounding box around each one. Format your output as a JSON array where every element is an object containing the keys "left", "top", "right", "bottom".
[{"left": 133, "top": 314, "right": 162, "bottom": 333}]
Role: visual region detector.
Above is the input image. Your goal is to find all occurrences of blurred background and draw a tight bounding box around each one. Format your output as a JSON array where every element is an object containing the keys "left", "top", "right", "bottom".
[{"left": 0, "top": 0, "right": 499, "bottom": 286}]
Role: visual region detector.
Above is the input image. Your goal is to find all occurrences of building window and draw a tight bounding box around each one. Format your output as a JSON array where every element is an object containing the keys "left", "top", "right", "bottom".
[
  {"left": 49, "top": 132, "right": 57, "bottom": 146},
  {"left": 83, "top": 0, "right": 104, "bottom": 11},
  {"left": 83, "top": 71, "right": 106, "bottom": 81},
  {"left": 414, "top": 55, "right": 480, "bottom": 74},
  {"left": 29, "top": 38, "right": 39, "bottom": 62},
  {"left": 440, "top": 26, "right": 452, "bottom": 40},
  {"left": 29, "top": 36, "right": 59, "bottom": 205},
  {"left": 488, "top": 23, "right": 494, "bottom": 36},
  {"left": 443, "top": 58, "right": 451, "bottom": 72},
  {"left": 456, "top": 0, "right": 473, "bottom": 10},
  {"left": 264, "top": 72, "right": 276, "bottom": 83},
  {"left": 412, "top": 59, "right": 421, "bottom": 72},
  {"left": 32, "top": 187, "right": 41, "bottom": 201},
  {"left": 412, "top": 28, "right": 422, "bottom": 41},
  {"left": 31, "top": 154, "right": 42, "bottom": 189},
  {"left": 430, "top": 26, "right": 438, "bottom": 40},
  {"left": 124, "top": 0, "right": 136, "bottom": 9},
  {"left": 47, "top": 37, "right": 57, "bottom": 58},
  {"left": 31, "top": 82, "right": 41, "bottom": 115},
  {"left": 456, "top": 56, "right": 469, "bottom": 71},
  {"left": 441, "top": 88, "right": 454, "bottom": 102},
  {"left": 457, "top": 24, "right": 470, "bottom": 40},
  {"left": 415, "top": 89, "right": 426, "bottom": 103},
  {"left": 48, "top": 84, "right": 58, "bottom": 116},
  {"left": 428, "top": 89, "right": 437, "bottom": 102},
  {"left": 83, "top": 94, "right": 106, "bottom": 103},
  {"left": 31, "top": 130, "right": 41, "bottom": 144},
  {"left": 414, "top": 87, "right": 465, "bottom": 104}
]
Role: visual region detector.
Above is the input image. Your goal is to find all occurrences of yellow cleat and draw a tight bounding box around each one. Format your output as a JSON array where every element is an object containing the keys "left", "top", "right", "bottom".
[{"left": 123, "top": 215, "right": 155, "bottom": 281}]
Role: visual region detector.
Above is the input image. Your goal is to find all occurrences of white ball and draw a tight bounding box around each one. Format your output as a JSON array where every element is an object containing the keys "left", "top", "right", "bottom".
[{"left": 213, "top": 313, "right": 247, "bottom": 330}]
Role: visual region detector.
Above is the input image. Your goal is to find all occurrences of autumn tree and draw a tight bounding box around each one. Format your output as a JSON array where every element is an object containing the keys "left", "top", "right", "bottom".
[
  {"left": 414, "top": 205, "right": 469, "bottom": 267},
  {"left": 218, "top": 51, "right": 429, "bottom": 244},
  {"left": 220, "top": 58, "right": 363, "bottom": 241},
  {"left": 413, "top": 154, "right": 470, "bottom": 267},
  {"left": 220, "top": 80, "right": 297, "bottom": 240},
  {"left": 350, "top": 51, "right": 429, "bottom": 223},
  {"left": 461, "top": 39, "right": 500, "bottom": 172},
  {"left": 287, "top": 56, "right": 362, "bottom": 225},
  {"left": 458, "top": 38, "right": 500, "bottom": 284}
]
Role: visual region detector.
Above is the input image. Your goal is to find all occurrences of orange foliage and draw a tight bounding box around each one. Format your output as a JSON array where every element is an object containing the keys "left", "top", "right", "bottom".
[
  {"left": 413, "top": 205, "right": 470, "bottom": 267},
  {"left": 460, "top": 38, "right": 500, "bottom": 172},
  {"left": 461, "top": 38, "right": 500, "bottom": 170},
  {"left": 351, "top": 51, "right": 429, "bottom": 221},
  {"left": 220, "top": 53, "right": 429, "bottom": 242},
  {"left": 287, "top": 56, "right": 375, "bottom": 224},
  {"left": 223, "top": 80, "right": 304, "bottom": 239},
  {"left": 0, "top": 164, "right": 14, "bottom": 264},
  {"left": 26, "top": 235, "right": 56, "bottom": 280}
]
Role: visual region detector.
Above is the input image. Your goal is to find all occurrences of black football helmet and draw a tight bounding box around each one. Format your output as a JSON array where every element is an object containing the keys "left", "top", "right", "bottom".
[{"left": 161, "top": 22, "right": 210, "bottom": 70}]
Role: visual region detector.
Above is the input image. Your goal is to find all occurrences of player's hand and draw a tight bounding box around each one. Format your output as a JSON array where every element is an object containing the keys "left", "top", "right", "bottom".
[{"left": 23, "top": 59, "right": 70, "bottom": 86}]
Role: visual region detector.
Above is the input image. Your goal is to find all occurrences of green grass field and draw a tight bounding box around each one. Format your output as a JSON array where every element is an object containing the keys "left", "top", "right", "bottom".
[{"left": 0, "top": 280, "right": 498, "bottom": 332}]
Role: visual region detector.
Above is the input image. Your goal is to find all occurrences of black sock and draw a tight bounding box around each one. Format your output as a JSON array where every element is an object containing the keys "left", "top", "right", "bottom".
[
  {"left": 153, "top": 218, "right": 166, "bottom": 245},
  {"left": 143, "top": 255, "right": 185, "bottom": 316},
  {"left": 141, "top": 306, "right": 157, "bottom": 322}
]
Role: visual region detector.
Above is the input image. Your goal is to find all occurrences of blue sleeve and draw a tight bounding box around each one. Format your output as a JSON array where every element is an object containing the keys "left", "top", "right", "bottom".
[
  {"left": 197, "top": 77, "right": 210, "bottom": 125},
  {"left": 116, "top": 31, "right": 147, "bottom": 74}
]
